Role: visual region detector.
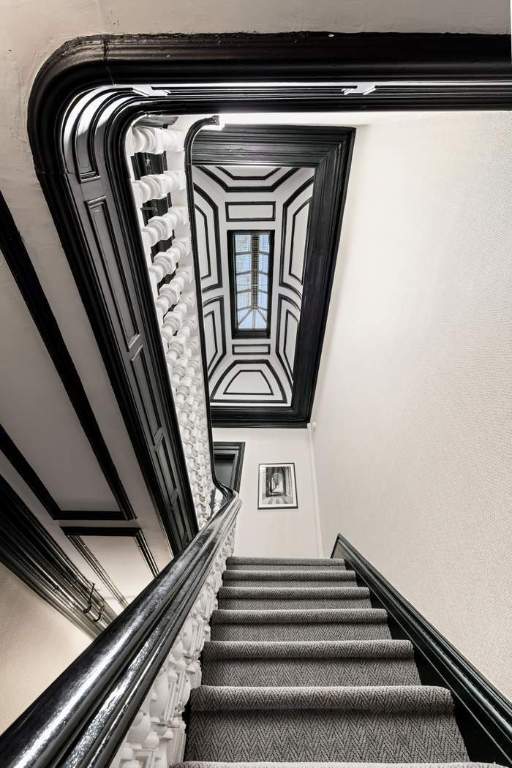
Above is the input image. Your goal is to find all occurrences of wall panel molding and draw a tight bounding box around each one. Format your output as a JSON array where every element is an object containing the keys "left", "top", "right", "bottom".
[
  {"left": 62, "top": 525, "right": 159, "bottom": 613},
  {"left": 0, "top": 192, "right": 136, "bottom": 520},
  {"left": 0, "top": 474, "right": 116, "bottom": 636},
  {"left": 0, "top": 425, "right": 126, "bottom": 521}
]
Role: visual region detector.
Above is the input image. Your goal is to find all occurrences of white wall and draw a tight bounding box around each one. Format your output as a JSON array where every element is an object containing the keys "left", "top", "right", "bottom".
[
  {"left": 0, "top": 563, "right": 90, "bottom": 733},
  {"left": 312, "top": 111, "right": 512, "bottom": 699},
  {"left": 214, "top": 427, "right": 322, "bottom": 557}
]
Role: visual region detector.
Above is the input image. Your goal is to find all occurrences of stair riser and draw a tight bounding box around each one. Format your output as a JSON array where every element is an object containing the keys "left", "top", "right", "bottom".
[
  {"left": 223, "top": 579, "right": 358, "bottom": 588},
  {"left": 227, "top": 565, "right": 347, "bottom": 571},
  {"left": 202, "top": 658, "right": 421, "bottom": 687},
  {"left": 227, "top": 558, "right": 346, "bottom": 567},
  {"left": 211, "top": 624, "right": 391, "bottom": 641},
  {"left": 218, "top": 598, "right": 372, "bottom": 609},
  {"left": 185, "top": 710, "right": 468, "bottom": 763}
]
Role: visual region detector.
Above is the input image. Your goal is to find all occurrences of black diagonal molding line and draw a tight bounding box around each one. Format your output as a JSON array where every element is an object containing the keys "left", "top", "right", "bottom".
[
  {"left": 0, "top": 424, "right": 128, "bottom": 521},
  {"left": 0, "top": 473, "right": 116, "bottom": 636},
  {"left": 0, "top": 192, "right": 136, "bottom": 520}
]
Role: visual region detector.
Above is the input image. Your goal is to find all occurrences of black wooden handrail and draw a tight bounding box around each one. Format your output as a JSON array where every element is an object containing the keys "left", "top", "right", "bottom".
[
  {"left": 332, "top": 532, "right": 512, "bottom": 767},
  {"left": 0, "top": 493, "right": 240, "bottom": 768}
]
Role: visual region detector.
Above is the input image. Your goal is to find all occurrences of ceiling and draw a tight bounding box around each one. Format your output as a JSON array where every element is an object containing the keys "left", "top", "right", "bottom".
[{"left": 194, "top": 163, "right": 314, "bottom": 410}]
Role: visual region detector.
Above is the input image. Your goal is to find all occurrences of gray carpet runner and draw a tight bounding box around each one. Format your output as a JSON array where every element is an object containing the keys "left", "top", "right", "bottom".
[{"left": 184, "top": 556, "right": 471, "bottom": 765}]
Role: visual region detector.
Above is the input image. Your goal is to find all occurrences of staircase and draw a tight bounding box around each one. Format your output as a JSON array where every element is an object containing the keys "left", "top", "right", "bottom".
[{"left": 181, "top": 555, "right": 472, "bottom": 766}]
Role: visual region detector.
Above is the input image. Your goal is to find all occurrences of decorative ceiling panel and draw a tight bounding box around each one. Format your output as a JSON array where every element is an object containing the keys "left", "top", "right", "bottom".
[
  {"left": 192, "top": 162, "right": 313, "bottom": 412},
  {"left": 191, "top": 125, "right": 355, "bottom": 427}
]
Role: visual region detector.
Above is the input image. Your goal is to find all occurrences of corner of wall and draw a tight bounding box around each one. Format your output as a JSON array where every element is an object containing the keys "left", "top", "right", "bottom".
[{"left": 306, "top": 421, "right": 324, "bottom": 556}]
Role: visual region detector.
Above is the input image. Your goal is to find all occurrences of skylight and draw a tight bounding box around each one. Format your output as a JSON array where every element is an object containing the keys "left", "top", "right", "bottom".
[{"left": 229, "top": 231, "right": 273, "bottom": 336}]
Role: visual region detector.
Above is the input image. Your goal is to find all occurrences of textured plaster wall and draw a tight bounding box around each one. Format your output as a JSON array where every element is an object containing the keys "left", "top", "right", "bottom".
[
  {"left": 0, "top": 562, "right": 90, "bottom": 733},
  {"left": 214, "top": 427, "right": 322, "bottom": 558},
  {"left": 312, "top": 111, "right": 512, "bottom": 699}
]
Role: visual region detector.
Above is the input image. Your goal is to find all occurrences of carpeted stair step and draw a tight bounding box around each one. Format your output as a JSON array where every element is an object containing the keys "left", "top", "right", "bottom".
[
  {"left": 227, "top": 557, "right": 347, "bottom": 571},
  {"left": 178, "top": 763, "right": 498, "bottom": 768},
  {"left": 223, "top": 569, "right": 357, "bottom": 588},
  {"left": 210, "top": 608, "right": 391, "bottom": 641},
  {"left": 218, "top": 585, "right": 372, "bottom": 610},
  {"left": 185, "top": 685, "right": 468, "bottom": 763},
  {"left": 201, "top": 639, "right": 420, "bottom": 686}
]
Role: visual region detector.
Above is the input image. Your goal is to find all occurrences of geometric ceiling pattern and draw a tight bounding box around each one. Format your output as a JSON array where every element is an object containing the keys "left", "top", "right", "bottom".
[{"left": 193, "top": 164, "right": 314, "bottom": 408}]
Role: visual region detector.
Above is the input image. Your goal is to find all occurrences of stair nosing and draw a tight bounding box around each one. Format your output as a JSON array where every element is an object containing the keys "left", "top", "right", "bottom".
[
  {"left": 190, "top": 684, "right": 455, "bottom": 713},
  {"left": 202, "top": 639, "right": 415, "bottom": 660},
  {"left": 211, "top": 608, "right": 388, "bottom": 625}
]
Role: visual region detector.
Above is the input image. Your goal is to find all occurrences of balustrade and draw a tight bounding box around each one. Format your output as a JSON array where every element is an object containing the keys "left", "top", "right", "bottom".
[
  {"left": 127, "top": 120, "right": 215, "bottom": 528},
  {"left": 112, "top": 522, "right": 235, "bottom": 767}
]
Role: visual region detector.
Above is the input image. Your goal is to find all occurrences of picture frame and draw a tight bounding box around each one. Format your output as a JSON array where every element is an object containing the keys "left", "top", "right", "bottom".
[{"left": 258, "top": 463, "right": 298, "bottom": 509}]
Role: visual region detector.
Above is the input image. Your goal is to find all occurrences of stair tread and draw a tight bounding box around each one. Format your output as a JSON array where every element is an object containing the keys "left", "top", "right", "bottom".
[
  {"left": 203, "top": 639, "right": 414, "bottom": 660},
  {"left": 177, "top": 763, "right": 496, "bottom": 768},
  {"left": 190, "top": 685, "right": 455, "bottom": 713},
  {"left": 227, "top": 557, "right": 346, "bottom": 566},
  {"left": 223, "top": 569, "right": 356, "bottom": 581},
  {"left": 212, "top": 608, "right": 388, "bottom": 624},
  {"left": 218, "top": 586, "right": 368, "bottom": 600}
]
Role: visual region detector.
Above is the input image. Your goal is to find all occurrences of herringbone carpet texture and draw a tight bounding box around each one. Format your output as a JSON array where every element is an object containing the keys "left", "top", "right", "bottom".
[{"left": 184, "top": 556, "right": 471, "bottom": 765}]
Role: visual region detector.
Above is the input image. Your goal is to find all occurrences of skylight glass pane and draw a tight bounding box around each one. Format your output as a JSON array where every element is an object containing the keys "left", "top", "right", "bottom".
[
  {"left": 237, "top": 291, "right": 250, "bottom": 308},
  {"left": 235, "top": 234, "right": 251, "bottom": 253},
  {"left": 239, "top": 310, "right": 254, "bottom": 329},
  {"left": 232, "top": 231, "right": 273, "bottom": 335},
  {"left": 236, "top": 274, "right": 251, "bottom": 292},
  {"left": 259, "top": 233, "right": 270, "bottom": 253},
  {"left": 236, "top": 254, "right": 251, "bottom": 273},
  {"left": 259, "top": 253, "right": 269, "bottom": 274},
  {"left": 257, "top": 274, "right": 268, "bottom": 292}
]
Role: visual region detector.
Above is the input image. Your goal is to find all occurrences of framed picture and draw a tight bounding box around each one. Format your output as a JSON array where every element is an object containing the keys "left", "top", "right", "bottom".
[{"left": 258, "top": 463, "right": 298, "bottom": 509}]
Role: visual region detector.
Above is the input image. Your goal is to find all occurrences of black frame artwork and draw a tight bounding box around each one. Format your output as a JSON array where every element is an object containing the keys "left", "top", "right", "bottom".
[{"left": 258, "top": 462, "right": 298, "bottom": 509}]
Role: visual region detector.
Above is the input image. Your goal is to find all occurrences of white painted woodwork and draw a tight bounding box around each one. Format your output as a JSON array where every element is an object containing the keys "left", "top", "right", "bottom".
[
  {"left": 126, "top": 119, "right": 216, "bottom": 528},
  {"left": 110, "top": 519, "right": 235, "bottom": 768}
]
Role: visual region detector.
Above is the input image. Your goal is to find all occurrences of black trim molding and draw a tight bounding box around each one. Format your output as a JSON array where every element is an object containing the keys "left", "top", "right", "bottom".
[
  {"left": 195, "top": 125, "right": 355, "bottom": 426},
  {"left": 332, "top": 533, "right": 512, "bottom": 767},
  {"left": 213, "top": 442, "right": 245, "bottom": 492},
  {"left": 0, "top": 424, "right": 127, "bottom": 521},
  {"left": 62, "top": 525, "right": 159, "bottom": 579},
  {"left": 25, "top": 33, "right": 512, "bottom": 435},
  {"left": 0, "top": 193, "right": 136, "bottom": 520},
  {"left": 0, "top": 474, "right": 116, "bottom": 636}
]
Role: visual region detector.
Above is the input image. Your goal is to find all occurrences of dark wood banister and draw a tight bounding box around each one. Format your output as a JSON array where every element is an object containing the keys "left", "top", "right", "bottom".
[{"left": 0, "top": 493, "right": 240, "bottom": 767}]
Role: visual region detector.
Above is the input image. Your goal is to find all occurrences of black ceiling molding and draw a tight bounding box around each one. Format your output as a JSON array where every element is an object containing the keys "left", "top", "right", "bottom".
[
  {"left": 211, "top": 358, "right": 287, "bottom": 404},
  {"left": 224, "top": 200, "right": 276, "bottom": 222},
  {"left": 194, "top": 125, "right": 355, "bottom": 426},
  {"left": 198, "top": 165, "right": 298, "bottom": 194},
  {"left": 203, "top": 295, "right": 227, "bottom": 378},
  {"left": 276, "top": 294, "right": 301, "bottom": 388},
  {"left": 232, "top": 343, "right": 272, "bottom": 355},
  {"left": 279, "top": 177, "right": 315, "bottom": 298},
  {"left": 0, "top": 424, "right": 127, "bottom": 521},
  {"left": 0, "top": 192, "right": 136, "bottom": 520},
  {"left": 193, "top": 182, "right": 223, "bottom": 292},
  {"left": 213, "top": 441, "right": 245, "bottom": 492},
  {"left": 62, "top": 525, "right": 159, "bottom": 580},
  {"left": 0, "top": 473, "right": 116, "bottom": 636},
  {"left": 25, "top": 33, "right": 512, "bottom": 434}
]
